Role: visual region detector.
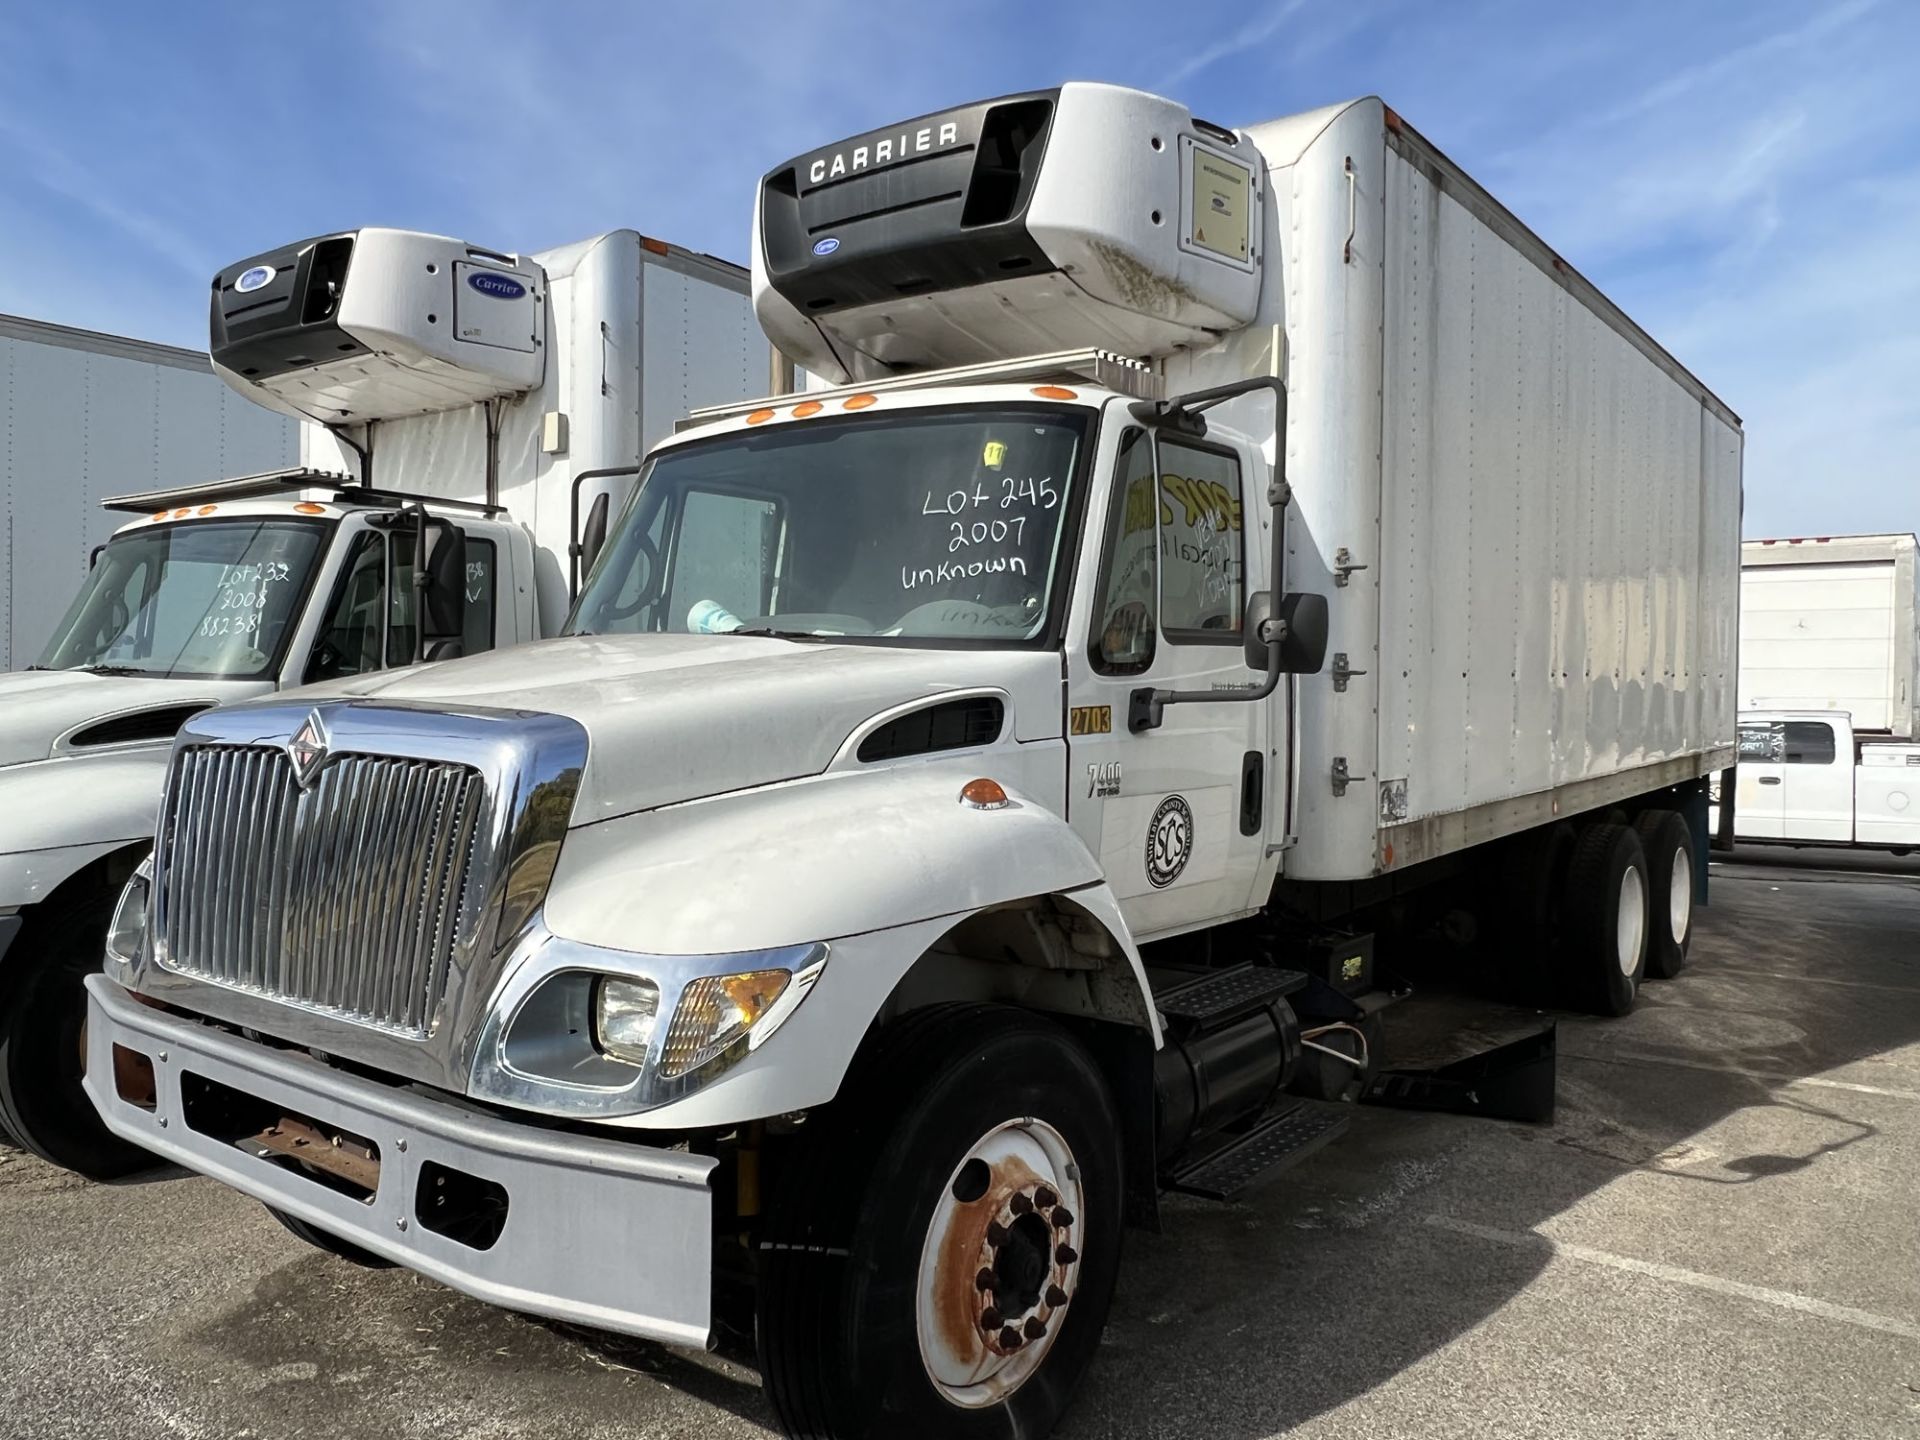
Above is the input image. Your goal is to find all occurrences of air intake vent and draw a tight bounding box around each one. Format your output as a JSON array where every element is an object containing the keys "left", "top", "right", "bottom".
[
  {"left": 69, "top": 704, "right": 212, "bottom": 749},
  {"left": 857, "top": 697, "right": 1004, "bottom": 763}
]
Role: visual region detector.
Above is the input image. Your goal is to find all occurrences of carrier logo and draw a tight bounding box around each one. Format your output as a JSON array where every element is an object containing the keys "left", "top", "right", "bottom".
[
  {"left": 806, "top": 119, "right": 962, "bottom": 186},
  {"left": 287, "top": 710, "right": 330, "bottom": 790},
  {"left": 234, "top": 265, "right": 275, "bottom": 294},
  {"left": 812, "top": 236, "right": 841, "bottom": 257},
  {"left": 467, "top": 271, "right": 527, "bottom": 300}
]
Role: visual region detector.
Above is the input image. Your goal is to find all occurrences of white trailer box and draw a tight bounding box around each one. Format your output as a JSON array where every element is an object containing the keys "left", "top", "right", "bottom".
[
  {"left": 1738, "top": 533, "right": 1919, "bottom": 738},
  {"left": 0, "top": 315, "right": 296, "bottom": 669}
]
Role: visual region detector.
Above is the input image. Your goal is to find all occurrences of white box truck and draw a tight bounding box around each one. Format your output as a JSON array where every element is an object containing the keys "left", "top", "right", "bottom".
[
  {"left": 0, "top": 313, "right": 297, "bottom": 669},
  {"left": 0, "top": 227, "right": 769, "bottom": 1176},
  {"left": 1724, "top": 534, "right": 1920, "bottom": 850},
  {"left": 86, "top": 86, "right": 1740, "bottom": 1439}
]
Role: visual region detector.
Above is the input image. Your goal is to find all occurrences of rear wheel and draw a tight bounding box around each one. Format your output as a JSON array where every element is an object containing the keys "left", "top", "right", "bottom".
[
  {"left": 1561, "top": 822, "right": 1650, "bottom": 1016},
  {"left": 0, "top": 891, "right": 155, "bottom": 1180},
  {"left": 1633, "top": 809, "right": 1694, "bottom": 980},
  {"left": 757, "top": 1003, "right": 1122, "bottom": 1439}
]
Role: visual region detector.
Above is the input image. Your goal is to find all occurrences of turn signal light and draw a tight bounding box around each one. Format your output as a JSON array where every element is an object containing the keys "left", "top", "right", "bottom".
[{"left": 960, "top": 778, "right": 1011, "bottom": 810}]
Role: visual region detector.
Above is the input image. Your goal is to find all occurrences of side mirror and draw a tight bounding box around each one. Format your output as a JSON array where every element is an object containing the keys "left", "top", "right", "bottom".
[
  {"left": 577, "top": 491, "right": 611, "bottom": 596},
  {"left": 417, "top": 516, "right": 467, "bottom": 661},
  {"left": 1273, "top": 591, "right": 1328, "bottom": 675}
]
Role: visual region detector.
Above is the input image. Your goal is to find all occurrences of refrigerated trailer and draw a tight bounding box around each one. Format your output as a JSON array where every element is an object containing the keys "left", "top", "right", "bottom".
[
  {"left": 87, "top": 86, "right": 1740, "bottom": 1439},
  {"left": 0, "top": 228, "right": 769, "bottom": 1176},
  {"left": 0, "top": 313, "right": 296, "bottom": 669}
]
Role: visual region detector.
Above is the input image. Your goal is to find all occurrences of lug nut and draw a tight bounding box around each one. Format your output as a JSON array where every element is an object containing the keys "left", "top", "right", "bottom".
[
  {"left": 1034, "top": 1186, "right": 1057, "bottom": 1209},
  {"left": 1023, "top": 1317, "right": 1047, "bottom": 1340},
  {"left": 980, "top": 1306, "right": 1003, "bottom": 1331},
  {"left": 986, "top": 1220, "right": 1008, "bottom": 1245},
  {"left": 1051, "top": 1207, "right": 1074, "bottom": 1229},
  {"left": 975, "top": 1267, "right": 997, "bottom": 1292},
  {"left": 1010, "top": 1193, "right": 1033, "bottom": 1216},
  {"left": 998, "top": 1326, "right": 1024, "bottom": 1350},
  {"left": 1055, "top": 1244, "right": 1078, "bottom": 1265},
  {"left": 1045, "top": 1284, "right": 1070, "bottom": 1308}
]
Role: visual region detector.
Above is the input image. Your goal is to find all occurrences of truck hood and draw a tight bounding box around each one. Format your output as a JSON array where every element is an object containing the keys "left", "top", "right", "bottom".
[
  {"left": 313, "top": 633, "right": 1063, "bottom": 823},
  {"left": 0, "top": 670, "right": 265, "bottom": 769}
]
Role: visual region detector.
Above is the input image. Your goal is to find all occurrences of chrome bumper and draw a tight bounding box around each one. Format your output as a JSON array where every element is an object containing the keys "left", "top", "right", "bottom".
[{"left": 83, "top": 976, "right": 717, "bottom": 1348}]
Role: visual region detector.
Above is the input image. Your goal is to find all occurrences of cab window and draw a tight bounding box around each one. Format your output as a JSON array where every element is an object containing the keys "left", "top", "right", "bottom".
[
  {"left": 305, "top": 528, "right": 496, "bottom": 683},
  {"left": 1090, "top": 432, "right": 1247, "bottom": 674},
  {"left": 1783, "top": 721, "right": 1837, "bottom": 765}
]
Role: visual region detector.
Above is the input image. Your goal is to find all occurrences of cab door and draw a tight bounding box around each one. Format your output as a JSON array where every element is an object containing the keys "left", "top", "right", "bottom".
[
  {"left": 1063, "top": 418, "right": 1270, "bottom": 940},
  {"left": 1732, "top": 719, "right": 1785, "bottom": 838},
  {"left": 1779, "top": 718, "right": 1853, "bottom": 842}
]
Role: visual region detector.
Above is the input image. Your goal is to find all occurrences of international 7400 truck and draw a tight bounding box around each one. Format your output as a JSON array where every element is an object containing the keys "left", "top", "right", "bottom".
[
  {"left": 0, "top": 228, "right": 766, "bottom": 1176},
  {"left": 85, "top": 87, "right": 1740, "bottom": 1438}
]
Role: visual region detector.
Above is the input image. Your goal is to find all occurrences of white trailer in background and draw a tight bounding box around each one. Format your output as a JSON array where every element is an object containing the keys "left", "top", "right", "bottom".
[
  {"left": 0, "top": 228, "right": 770, "bottom": 1178},
  {"left": 0, "top": 314, "right": 296, "bottom": 669},
  {"left": 89, "top": 87, "right": 1740, "bottom": 1439},
  {"left": 1725, "top": 534, "right": 1920, "bottom": 851}
]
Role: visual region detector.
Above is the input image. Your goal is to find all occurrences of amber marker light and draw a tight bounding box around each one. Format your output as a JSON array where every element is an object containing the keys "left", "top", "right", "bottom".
[
  {"left": 792, "top": 400, "right": 824, "bottom": 418},
  {"left": 293, "top": 502, "right": 326, "bottom": 515},
  {"left": 745, "top": 408, "right": 777, "bottom": 425},
  {"left": 842, "top": 393, "right": 878, "bottom": 410},
  {"left": 197, "top": 505, "right": 217, "bottom": 515},
  {"left": 960, "top": 778, "right": 1011, "bottom": 810},
  {"left": 1031, "top": 385, "right": 1078, "bottom": 400}
]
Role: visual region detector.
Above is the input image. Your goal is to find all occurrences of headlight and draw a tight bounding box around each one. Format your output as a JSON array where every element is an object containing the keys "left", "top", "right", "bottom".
[
  {"left": 104, "top": 856, "right": 153, "bottom": 973},
  {"left": 594, "top": 977, "right": 661, "bottom": 1064},
  {"left": 658, "top": 969, "right": 792, "bottom": 1078}
]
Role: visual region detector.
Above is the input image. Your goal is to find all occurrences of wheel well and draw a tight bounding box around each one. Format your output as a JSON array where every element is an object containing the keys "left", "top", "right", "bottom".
[
  {"left": 868, "top": 895, "right": 1162, "bottom": 1231},
  {"left": 3, "top": 842, "right": 149, "bottom": 981}
]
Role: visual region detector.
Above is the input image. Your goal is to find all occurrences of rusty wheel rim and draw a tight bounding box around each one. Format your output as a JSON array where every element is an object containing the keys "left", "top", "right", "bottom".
[{"left": 914, "top": 1117, "right": 1083, "bottom": 1408}]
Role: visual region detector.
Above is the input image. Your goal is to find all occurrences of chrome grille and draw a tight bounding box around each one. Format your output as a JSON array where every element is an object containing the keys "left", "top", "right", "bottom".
[{"left": 156, "top": 744, "right": 490, "bottom": 1038}]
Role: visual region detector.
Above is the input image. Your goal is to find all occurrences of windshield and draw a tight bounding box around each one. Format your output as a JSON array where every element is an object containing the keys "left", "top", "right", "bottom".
[
  {"left": 569, "top": 406, "right": 1089, "bottom": 644},
  {"left": 36, "top": 518, "right": 329, "bottom": 679}
]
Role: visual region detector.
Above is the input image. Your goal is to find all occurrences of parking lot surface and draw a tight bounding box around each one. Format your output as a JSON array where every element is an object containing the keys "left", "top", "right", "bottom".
[{"left": 5, "top": 849, "right": 1918, "bottom": 1439}]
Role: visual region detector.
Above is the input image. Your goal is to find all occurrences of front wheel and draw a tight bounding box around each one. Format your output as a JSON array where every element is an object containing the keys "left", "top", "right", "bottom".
[
  {"left": 757, "top": 1003, "right": 1122, "bottom": 1439},
  {"left": 0, "top": 893, "right": 156, "bottom": 1180}
]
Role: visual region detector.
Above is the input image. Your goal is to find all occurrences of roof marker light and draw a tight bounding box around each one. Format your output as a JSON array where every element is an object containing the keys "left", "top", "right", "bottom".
[
  {"left": 843, "top": 393, "right": 878, "bottom": 410},
  {"left": 197, "top": 505, "right": 217, "bottom": 516},
  {"left": 293, "top": 502, "right": 326, "bottom": 515},
  {"left": 745, "top": 408, "right": 777, "bottom": 425},
  {"left": 1031, "top": 385, "right": 1078, "bottom": 400},
  {"left": 792, "top": 400, "right": 824, "bottom": 418}
]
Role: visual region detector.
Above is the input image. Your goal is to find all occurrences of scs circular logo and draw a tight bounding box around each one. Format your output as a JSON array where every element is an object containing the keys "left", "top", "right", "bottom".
[
  {"left": 234, "top": 265, "right": 276, "bottom": 294},
  {"left": 1145, "top": 795, "right": 1193, "bottom": 889}
]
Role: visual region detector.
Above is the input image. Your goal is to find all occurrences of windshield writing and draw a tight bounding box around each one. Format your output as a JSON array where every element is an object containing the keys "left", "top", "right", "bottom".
[
  {"left": 569, "top": 408, "right": 1086, "bottom": 644},
  {"left": 38, "top": 519, "right": 327, "bottom": 679}
]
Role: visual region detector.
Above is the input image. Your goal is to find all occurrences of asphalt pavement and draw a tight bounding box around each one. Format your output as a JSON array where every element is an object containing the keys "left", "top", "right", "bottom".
[{"left": 4, "top": 846, "right": 1918, "bottom": 1438}]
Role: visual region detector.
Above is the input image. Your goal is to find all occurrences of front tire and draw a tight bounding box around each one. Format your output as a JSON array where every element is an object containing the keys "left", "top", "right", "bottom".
[
  {"left": 0, "top": 891, "right": 155, "bottom": 1180},
  {"left": 1561, "top": 822, "right": 1650, "bottom": 1016},
  {"left": 757, "top": 1003, "right": 1122, "bottom": 1439},
  {"left": 266, "top": 1207, "right": 396, "bottom": 1268},
  {"left": 1633, "top": 809, "right": 1694, "bottom": 980}
]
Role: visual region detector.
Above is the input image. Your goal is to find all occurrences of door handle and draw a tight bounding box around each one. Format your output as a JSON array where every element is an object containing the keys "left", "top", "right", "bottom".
[{"left": 1757, "top": 776, "right": 1782, "bottom": 786}]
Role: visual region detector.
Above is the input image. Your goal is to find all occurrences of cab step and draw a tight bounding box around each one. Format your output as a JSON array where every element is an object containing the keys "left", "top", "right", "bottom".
[
  {"left": 1154, "top": 963, "right": 1308, "bottom": 1031},
  {"left": 1166, "top": 1101, "right": 1349, "bottom": 1201}
]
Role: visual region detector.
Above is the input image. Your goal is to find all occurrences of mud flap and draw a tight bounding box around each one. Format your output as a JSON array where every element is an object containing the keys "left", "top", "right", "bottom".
[{"left": 1360, "top": 1023, "right": 1556, "bottom": 1124}]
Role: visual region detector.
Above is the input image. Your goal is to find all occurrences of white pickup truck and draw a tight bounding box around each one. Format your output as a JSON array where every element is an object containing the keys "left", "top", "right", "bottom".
[
  {"left": 1727, "top": 711, "right": 1920, "bottom": 852},
  {"left": 84, "top": 86, "right": 1739, "bottom": 1439}
]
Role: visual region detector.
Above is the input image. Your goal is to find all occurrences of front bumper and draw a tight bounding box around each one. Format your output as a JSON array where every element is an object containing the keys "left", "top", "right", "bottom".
[{"left": 83, "top": 976, "right": 717, "bottom": 1348}]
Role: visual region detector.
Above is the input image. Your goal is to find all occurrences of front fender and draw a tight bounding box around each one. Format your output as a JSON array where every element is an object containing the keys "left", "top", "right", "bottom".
[
  {"left": 545, "top": 765, "right": 1110, "bottom": 955},
  {"left": 0, "top": 749, "right": 168, "bottom": 908}
]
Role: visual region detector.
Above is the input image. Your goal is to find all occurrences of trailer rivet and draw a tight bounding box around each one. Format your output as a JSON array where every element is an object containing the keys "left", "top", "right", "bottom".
[
  {"left": 396, "top": 1217, "right": 409, "bottom": 1232},
  {"left": 157, "top": 1051, "right": 168, "bottom": 1063},
  {"left": 396, "top": 1139, "right": 408, "bottom": 1153},
  {"left": 157, "top": 1116, "right": 168, "bottom": 1128}
]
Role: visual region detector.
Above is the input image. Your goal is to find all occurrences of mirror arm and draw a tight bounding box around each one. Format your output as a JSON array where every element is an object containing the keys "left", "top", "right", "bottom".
[{"left": 1129, "top": 377, "right": 1291, "bottom": 733}]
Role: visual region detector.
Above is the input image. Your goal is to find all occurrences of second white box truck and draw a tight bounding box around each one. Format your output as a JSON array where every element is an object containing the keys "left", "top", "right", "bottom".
[{"left": 87, "top": 86, "right": 1740, "bottom": 1439}]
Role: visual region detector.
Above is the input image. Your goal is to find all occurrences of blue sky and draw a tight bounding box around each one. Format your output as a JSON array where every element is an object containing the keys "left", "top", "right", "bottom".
[{"left": 2, "top": 1, "right": 1914, "bottom": 539}]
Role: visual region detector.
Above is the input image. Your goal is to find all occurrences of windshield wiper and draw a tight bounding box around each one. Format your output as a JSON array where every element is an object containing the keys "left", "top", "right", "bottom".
[
  {"left": 722, "top": 626, "right": 829, "bottom": 642},
  {"left": 78, "top": 663, "right": 154, "bottom": 677}
]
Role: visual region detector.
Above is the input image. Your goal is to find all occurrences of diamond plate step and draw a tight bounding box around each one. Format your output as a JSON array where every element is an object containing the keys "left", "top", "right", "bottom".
[
  {"left": 1166, "top": 1102, "right": 1349, "bottom": 1201},
  {"left": 1154, "top": 964, "right": 1308, "bottom": 1030}
]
